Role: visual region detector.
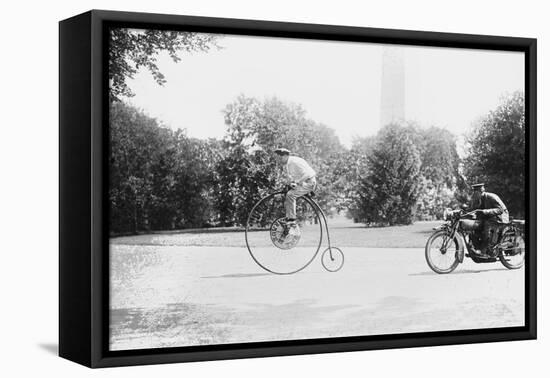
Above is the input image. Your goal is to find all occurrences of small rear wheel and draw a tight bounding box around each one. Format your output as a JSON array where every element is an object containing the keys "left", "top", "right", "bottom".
[
  {"left": 425, "top": 230, "right": 460, "bottom": 274},
  {"left": 321, "top": 247, "right": 344, "bottom": 272}
]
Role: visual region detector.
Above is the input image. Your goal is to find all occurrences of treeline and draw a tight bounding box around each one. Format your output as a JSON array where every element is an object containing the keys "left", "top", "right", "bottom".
[
  {"left": 348, "top": 91, "right": 525, "bottom": 225},
  {"left": 109, "top": 91, "right": 525, "bottom": 233}
]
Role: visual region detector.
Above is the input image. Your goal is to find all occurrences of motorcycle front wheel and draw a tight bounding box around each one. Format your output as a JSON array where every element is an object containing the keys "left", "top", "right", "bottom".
[{"left": 425, "top": 230, "right": 460, "bottom": 274}]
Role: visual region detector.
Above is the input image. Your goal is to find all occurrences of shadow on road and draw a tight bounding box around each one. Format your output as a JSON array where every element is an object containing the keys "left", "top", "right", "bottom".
[
  {"left": 201, "top": 273, "right": 272, "bottom": 279},
  {"left": 410, "top": 267, "right": 508, "bottom": 276}
]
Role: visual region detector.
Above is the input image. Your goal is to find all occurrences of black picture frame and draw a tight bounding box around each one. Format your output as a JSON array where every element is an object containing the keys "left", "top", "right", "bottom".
[{"left": 59, "top": 9, "right": 537, "bottom": 368}]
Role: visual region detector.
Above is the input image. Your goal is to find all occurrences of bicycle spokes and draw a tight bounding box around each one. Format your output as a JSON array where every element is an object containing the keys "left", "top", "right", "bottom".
[
  {"left": 270, "top": 218, "right": 301, "bottom": 250},
  {"left": 246, "top": 193, "right": 323, "bottom": 274}
]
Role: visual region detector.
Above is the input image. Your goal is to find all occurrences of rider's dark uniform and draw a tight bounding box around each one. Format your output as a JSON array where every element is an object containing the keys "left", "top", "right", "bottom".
[
  {"left": 475, "top": 192, "right": 509, "bottom": 223},
  {"left": 469, "top": 185, "right": 509, "bottom": 255}
]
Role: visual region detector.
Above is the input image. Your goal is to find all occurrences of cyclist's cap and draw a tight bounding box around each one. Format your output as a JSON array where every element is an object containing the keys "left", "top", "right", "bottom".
[
  {"left": 471, "top": 183, "right": 485, "bottom": 191},
  {"left": 274, "top": 148, "right": 291, "bottom": 156}
]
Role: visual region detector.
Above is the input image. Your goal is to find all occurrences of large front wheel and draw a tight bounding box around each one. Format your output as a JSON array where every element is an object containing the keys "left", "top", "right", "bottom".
[
  {"left": 245, "top": 193, "right": 323, "bottom": 274},
  {"left": 425, "top": 230, "right": 460, "bottom": 274}
]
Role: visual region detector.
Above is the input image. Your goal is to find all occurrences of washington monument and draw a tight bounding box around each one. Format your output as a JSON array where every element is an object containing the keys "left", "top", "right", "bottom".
[{"left": 380, "top": 47, "right": 405, "bottom": 126}]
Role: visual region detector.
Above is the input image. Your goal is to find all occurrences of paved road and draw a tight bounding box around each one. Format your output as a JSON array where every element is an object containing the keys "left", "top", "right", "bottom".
[{"left": 109, "top": 244, "right": 524, "bottom": 351}]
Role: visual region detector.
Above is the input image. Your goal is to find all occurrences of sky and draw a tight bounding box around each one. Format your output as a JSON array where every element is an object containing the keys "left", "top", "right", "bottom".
[{"left": 123, "top": 32, "right": 524, "bottom": 148}]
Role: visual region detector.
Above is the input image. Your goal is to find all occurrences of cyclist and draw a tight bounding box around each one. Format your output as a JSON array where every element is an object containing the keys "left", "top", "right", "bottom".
[{"left": 274, "top": 148, "right": 317, "bottom": 237}]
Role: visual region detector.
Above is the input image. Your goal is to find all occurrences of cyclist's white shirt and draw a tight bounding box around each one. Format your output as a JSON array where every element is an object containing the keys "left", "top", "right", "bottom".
[{"left": 285, "top": 156, "right": 316, "bottom": 184}]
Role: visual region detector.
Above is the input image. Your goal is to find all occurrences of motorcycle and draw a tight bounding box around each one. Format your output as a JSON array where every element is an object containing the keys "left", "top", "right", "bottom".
[{"left": 425, "top": 207, "right": 525, "bottom": 274}]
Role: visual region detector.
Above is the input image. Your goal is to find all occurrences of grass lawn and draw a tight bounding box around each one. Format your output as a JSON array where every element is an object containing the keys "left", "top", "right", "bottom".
[{"left": 111, "top": 218, "right": 442, "bottom": 249}]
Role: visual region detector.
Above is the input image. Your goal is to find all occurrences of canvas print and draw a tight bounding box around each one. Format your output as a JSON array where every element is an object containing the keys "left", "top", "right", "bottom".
[{"left": 108, "top": 27, "right": 526, "bottom": 351}]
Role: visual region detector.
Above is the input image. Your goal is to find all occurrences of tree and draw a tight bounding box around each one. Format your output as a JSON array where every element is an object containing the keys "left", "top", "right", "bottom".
[
  {"left": 412, "top": 126, "right": 462, "bottom": 219},
  {"left": 415, "top": 127, "right": 460, "bottom": 187},
  {"left": 334, "top": 136, "right": 375, "bottom": 218},
  {"left": 251, "top": 96, "right": 343, "bottom": 212},
  {"left": 109, "top": 102, "right": 222, "bottom": 233},
  {"left": 168, "top": 135, "right": 223, "bottom": 228},
  {"left": 463, "top": 91, "right": 525, "bottom": 217},
  {"left": 214, "top": 147, "right": 273, "bottom": 226},
  {"left": 109, "top": 28, "right": 218, "bottom": 100},
  {"left": 109, "top": 101, "right": 171, "bottom": 232},
  {"left": 215, "top": 95, "right": 346, "bottom": 225},
  {"left": 355, "top": 124, "right": 422, "bottom": 225}
]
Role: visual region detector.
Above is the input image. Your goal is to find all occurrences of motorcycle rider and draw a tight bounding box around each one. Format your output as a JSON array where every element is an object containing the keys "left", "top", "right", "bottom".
[{"left": 469, "top": 183, "right": 509, "bottom": 256}]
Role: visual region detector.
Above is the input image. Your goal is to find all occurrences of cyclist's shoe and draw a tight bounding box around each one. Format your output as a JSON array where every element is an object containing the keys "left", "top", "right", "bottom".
[
  {"left": 288, "top": 223, "right": 301, "bottom": 237},
  {"left": 280, "top": 222, "right": 291, "bottom": 235},
  {"left": 277, "top": 222, "right": 290, "bottom": 243}
]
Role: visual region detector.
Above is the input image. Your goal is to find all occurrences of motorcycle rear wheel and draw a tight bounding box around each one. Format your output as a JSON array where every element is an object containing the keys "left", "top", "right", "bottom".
[
  {"left": 499, "top": 230, "right": 525, "bottom": 269},
  {"left": 425, "top": 230, "right": 460, "bottom": 274}
]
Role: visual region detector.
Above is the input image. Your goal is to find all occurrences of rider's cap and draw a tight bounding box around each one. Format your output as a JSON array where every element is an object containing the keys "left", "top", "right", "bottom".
[
  {"left": 471, "top": 183, "right": 485, "bottom": 191},
  {"left": 274, "top": 148, "right": 291, "bottom": 156}
]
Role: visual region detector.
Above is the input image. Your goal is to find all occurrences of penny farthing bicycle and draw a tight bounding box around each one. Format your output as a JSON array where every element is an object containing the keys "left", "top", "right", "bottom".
[{"left": 245, "top": 186, "right": 344, "bottom": 274}]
